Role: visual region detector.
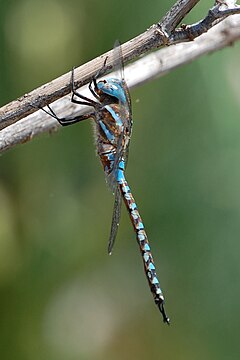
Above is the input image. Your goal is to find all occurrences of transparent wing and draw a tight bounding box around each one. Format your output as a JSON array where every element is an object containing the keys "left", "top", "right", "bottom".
[
  {"left": 108, "top": 40, "right": 132, "bottom": 185},
  {"left": 113, "top": 40, "right": 124, "bottom": 84},
  {"left": 107, "top": 41, "right": 132, "bottom": 253},
  {"left": 108, "top": 186, "right": 122, "bottom": 255}
]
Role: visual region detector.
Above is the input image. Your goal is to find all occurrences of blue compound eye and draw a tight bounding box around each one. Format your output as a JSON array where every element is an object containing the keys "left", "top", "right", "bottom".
[{"left": 97, "top": 79, "right": 126, "bottom": 103}]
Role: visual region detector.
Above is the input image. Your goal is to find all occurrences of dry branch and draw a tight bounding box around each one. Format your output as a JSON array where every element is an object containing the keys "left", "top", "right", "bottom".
[{"left": 0, "top": 0, "right": 239, "bottom": 153}]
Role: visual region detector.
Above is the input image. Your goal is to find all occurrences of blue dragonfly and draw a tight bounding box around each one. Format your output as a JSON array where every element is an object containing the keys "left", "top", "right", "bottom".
[{"left": 40, "top": 42, "right": 169, "bottom": 324}]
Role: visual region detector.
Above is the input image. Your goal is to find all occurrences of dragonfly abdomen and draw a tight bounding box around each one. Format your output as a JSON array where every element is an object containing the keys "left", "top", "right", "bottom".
[{"left": 117, "top": 165, "right": 170, "bottom": 324}]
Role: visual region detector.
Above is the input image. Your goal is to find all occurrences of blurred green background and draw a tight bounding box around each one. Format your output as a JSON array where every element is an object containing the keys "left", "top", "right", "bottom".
[{"left": 1, "top": 1, "right": 240, "bottom": 359}]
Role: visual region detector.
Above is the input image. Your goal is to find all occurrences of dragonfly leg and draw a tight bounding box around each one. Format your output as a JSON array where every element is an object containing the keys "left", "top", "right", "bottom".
[
  {"left": 88, "top": 79, "right": 100, "bottom": 100},
  {"left": 34, "top": 103, "right": 94, "bottom": 126},
  {"left": 70, "top": 67, "right": 98, "bottom": 107},
  {"left": 55, "top": 112, "right": 94, "bottom": 126},
  {"left": 88, "top": 55, "right": 109, "bottom": 100},
  {"left": 31, "top": 103, "right": 61, "bottom": 120},
  {"left": 94, "top": 56, "right": 108, "bottom": 79},
  {"left": 90, "top": 56, "right": 109, "bottom": 98}
]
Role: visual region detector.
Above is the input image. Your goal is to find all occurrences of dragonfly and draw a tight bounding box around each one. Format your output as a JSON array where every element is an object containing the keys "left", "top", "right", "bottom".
[{"left": 39, "top": 42, "right": 169, "bottom": 324}]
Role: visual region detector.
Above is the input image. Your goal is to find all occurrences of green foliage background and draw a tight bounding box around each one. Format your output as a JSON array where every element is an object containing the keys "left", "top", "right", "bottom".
[{"left": 0, "top": 1, "right": 240, "bottom": 359}]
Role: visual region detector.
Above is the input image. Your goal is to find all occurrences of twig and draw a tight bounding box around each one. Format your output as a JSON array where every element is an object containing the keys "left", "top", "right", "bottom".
[
  {"left": 0, "top": 0, "right": 239, "bottom": 153},
  {"left": 159, "top": 0, "right": 200, "bottom": 33},
  {"left": 169, "top": 1, "right": 240, "bottom": 42},
  {"left": 0, "top": 1, "right": 239, "bottom": 130},
  {"left": 0, "top": 0, "right": 201, "bottom": 130},
  {"left": 1, "top": 11, "right": 239, "bottom": 154}
]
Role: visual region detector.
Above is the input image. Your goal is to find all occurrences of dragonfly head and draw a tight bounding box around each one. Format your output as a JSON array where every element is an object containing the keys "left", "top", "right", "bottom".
[{"left": 96, "top": 78, "right": 127, "bottom": 104}]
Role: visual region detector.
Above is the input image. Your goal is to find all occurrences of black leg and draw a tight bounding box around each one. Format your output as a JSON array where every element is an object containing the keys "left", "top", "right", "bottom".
[
  {"left": 94, "top": 56, "right": 108, "bottom": 79},
  {"left": 70, "top": 67, "right": 97, "bottom": 106},
  {"left": 57, "top": 112, "right": 94, "bottom": 126},
  {"left": 88, "top": 79, "right": 100, "bottom": 100},
  {"left": 35, "top": 103, "right": 94, "bottom": 127},
  {"left": 33, "top": 57, "right": 109, "bottom": 127},
  {"left": 71, "top": 98, "right": 95, "bottom": 107},
  {"left": 31, "top": 104, "right": 59, "bottom": 119},
  {"left": 87, "top": 56, "right": 108, "bottom": 100}
]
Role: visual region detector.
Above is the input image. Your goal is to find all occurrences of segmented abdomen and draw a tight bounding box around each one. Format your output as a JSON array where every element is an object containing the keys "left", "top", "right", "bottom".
[{"left": 117, "top": 161, "right": 169, "bottom": 323}]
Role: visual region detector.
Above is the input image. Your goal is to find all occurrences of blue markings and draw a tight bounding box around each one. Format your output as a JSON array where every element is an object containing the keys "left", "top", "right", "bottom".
[
  {"left": 119, "top": 160, "right": 125, "bottom": 170},
  {"left": 105, "top": 105, "right": 123, "bottom": 127},
  {"left": 149, "top": 262, "right": 155, "bottom": 270},
  {"left": 116, "top": 160, "right": 126, "bottom": 182},
  {"left": 107, "top": 153, "right": 114, "bottom": 161},
  {"left": 144, "top": 253, "right": 149, "bottom": 262},
  {"left": 152, "top": 277, "right": 159, "bottom": 285},
  {"left": 138, "top": 231, "right": 145, "bottom": 241},
  {"left": 125, "top": 193, "right": 131, "bottom": 201},
  {"left": 131, "top": 210, "right": 139, "bottom": 220},
  {"left": 136, "top": 221, "right": 144, "bottom": 230},
  {"left": 156, "top": 288, "right": 163, "bottom": 295},
  {"left": 144, "top": 243, "right": 150, "bottom": 251},
  {"left": 123, "top": 184, "right": 130, "bottom": 193},
  {"left": 99, "top": 120, "right": 115, "bottom": 142},
  {"left": 117, "top": 168, "right": 124, "bottom": 182},
  {"left": 129, "top": 202, "right": 137, "bottom": 210}
]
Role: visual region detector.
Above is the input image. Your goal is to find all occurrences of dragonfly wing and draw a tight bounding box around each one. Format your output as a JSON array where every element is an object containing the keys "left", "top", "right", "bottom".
[
  {"left": 113, "top": 40, "right": 124, "bottom": 83},
  {"left": 108, "top": 186, "right": 122, "bottom": 255},
  {"left": 107, "top": 41, "right": 132, "bottom": 252}
]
